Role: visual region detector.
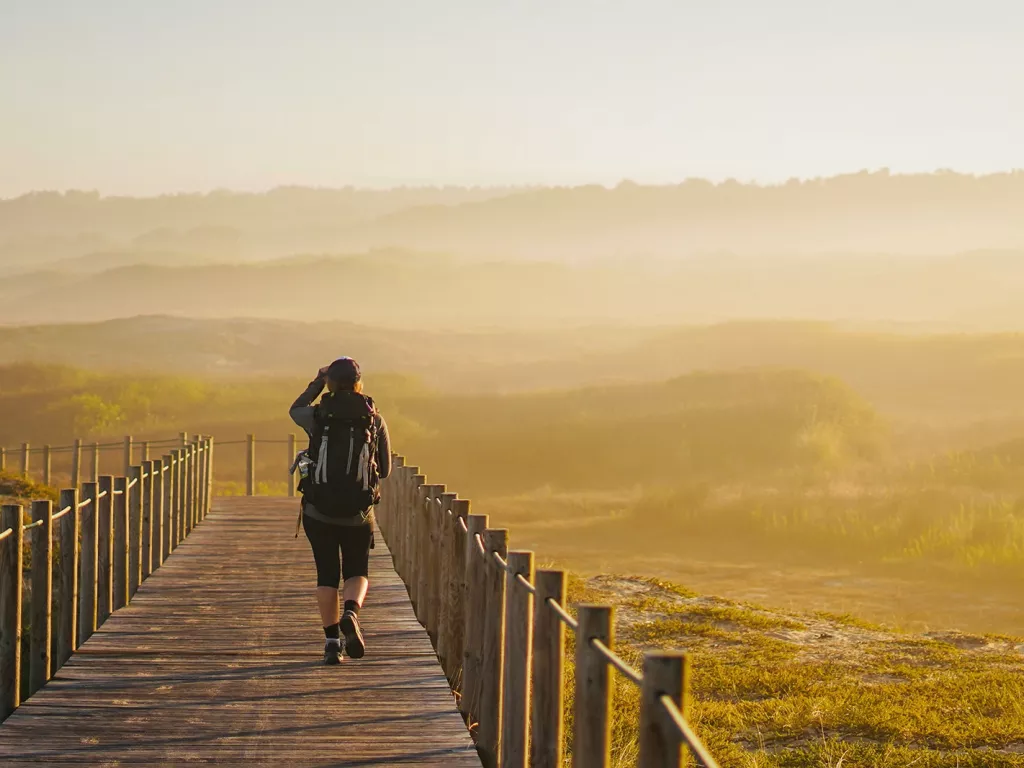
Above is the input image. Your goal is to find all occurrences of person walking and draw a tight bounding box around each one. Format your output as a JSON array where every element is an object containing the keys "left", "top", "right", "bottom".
[{"left": 289, "top": 357, "right": 392, "bottom": 665}]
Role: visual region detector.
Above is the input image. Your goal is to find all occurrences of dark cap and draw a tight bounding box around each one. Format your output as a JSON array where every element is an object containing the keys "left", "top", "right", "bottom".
[{"left": 326, "top": 357, "right": 361, "bottom": 384}]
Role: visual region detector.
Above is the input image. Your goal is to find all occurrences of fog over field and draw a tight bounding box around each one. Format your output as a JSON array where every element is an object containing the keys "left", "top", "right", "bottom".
[{"left": 4, "top": 188, "right": 1024, "bottom": 640}]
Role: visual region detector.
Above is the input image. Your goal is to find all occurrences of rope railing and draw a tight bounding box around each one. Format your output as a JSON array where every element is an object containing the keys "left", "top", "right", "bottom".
[
  {"left": 546, "top": 594, "right": 580, "bottom": 631},
  {"left": 0, "top": 433, "right": 215, "bottom": 723},
  {"left": 514, "top": 572, "right": 536, "bottom": 595},
  {"left": 1, "top": 436, "right": 184, "bottom": 454},
  {"left": 477, "top": 520, "right": 650, "bottom": 690},
  {"left": 50, "top": 505, "right": 73, "bottom": 523},
  {"left": 375, "top": 456, "right": 720, "bottom": 768},
  {"left": 1, "top": 432, "right": 204, "bottom": 490},
  {"left": 661, "top": 696, "right": 720, "bottom": 767},
  {"left": 591, "top": 638, "right": 644, "bottom": 687}
]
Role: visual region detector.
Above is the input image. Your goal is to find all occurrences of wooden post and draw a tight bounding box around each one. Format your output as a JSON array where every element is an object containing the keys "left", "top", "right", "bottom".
[
  {"left": 79, "top": 482, "right": 99, "bottom": 645},
  {"left": 428, "top": 490, "right": 447, "bottom": 639},
  {"left": 183, "top": 445, "right": 193, "bottom": 534},
  {"left": 148, "top": 460, "right": 162, "bottom": 573},
  {"left": 397, "top": 466, "right": 415, "bottom": 579},
  {"left": 390, "top": 466, "right": 403, "bottom": 574},
  {"left": 141, "top": 441, "right": 150, "bottom": 462},
  {"left": 183, "top": 448, "right": 191, "bottom": 536},
  {"left": 418, "top": 484, "right": 444, "bottom": 635},
  {"left": 140, "top": 461, "right": 153, "bottom": 579},
  {"left": 57, "top": 489, "right": 79, "bottom": 666},
  {"left": 436, "top": 493, "right": 456, "bottom": 673},
  {"left": 392, "top": 466, "right": 403, "bottom": 574},
  {"left": 71, "top": 439, "right": 82, "bottom": 490},
  {"left": 167, "top": 452, "right": 176, "bottom": 549},
  {"left": 42, "top": 445, "right": 52, "bottom": 486},
  {"left": 461, "top": 513, "right": 489, "bottom": 720},
  {"left": 427, "top": 492, "right": 447, "bottom": 643},
  {"left": 113, "top": 477, "right": 129, "bottom": 611},
  {"left": 187, "top": 444, "right": 196, "bottom": 531},
  {"left": 20, "top": 443, "right": 29, "bottom": 478},
  {"left": 192, "top": 441, "right": 200, "bottom": 528},
  {"left": 172, "top": 449, "right": 179, "bottom": 541},
  {"left": 434, "top": 491, "right": 457, "bottom": 655},
  {"left": 123, "top": 435, "right": 133, "bottom": 478},
  {"left": 288, "top": 434, "right": 297, "bottom": 497},
  {"left": 179, "top": 448, "right": 189, "bottom": 535},
  {"left": 191, "top": 440, "right": 198, "bottom": 521},
  {"left": 205, "top": 437, "right": 214, "bottom": 520},
  {"left": 175, "top": 449, "right": 185, "bottom": 545},
  {"left": 91, "top": 442, "right": 100, "bottom": 482},
  {"left": 181, "top": 446, "right": 189, "bottom": 538},
  {"left": 195, "top": 440, "right": 205, "bottom": 525},
  {"left": 407, "top": 469, "right": 422, "bottom": 585},
  {"left": 639, "top": 652, "right": 690, "bottom": 768},
  {"left": 501, "top": 550, "right": 534, "bottom": 768},
  {"left": 161, "top": 455, "right": 173, "bottom": 561},
  {"left": 409, "top": 476, "right": 426, "bottom": 608},
  {"left": 574, "top": 605, "right": 614, "bottom": 768},
  {"left": 29, "top": 500, "right": 53, "bottom": 695},
  {"left": 478, "top": 527, "right": 509, "bottom": 767},
  {"left": 391, "top": 468, "right": 403, "bottom": 577},
  {"left": 128, "top": 466, "right": 142, "bottom": 597},
  {"left": 97, "top": 475, "right": 113, "bottom": 624},
  {"left": 0, "top": 447, "right": 5, "bottom": 473},
  {"left": 1, "top": 505, "right": 24, "bottom": 720},
  {"left": 246, "top": 434, "right": 256, "bottom": 496},
  {"left": 532, "top": 570, "right": 567, "bottom": 768},
  {"left": 447, "top": 499, "right": 469, "bottom": 688},
  {"left": 409, "top": 478, "right": 424, "bottom": 610}
]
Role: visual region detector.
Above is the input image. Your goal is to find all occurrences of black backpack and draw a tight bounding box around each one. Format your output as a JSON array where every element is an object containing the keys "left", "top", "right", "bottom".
[{"left": 300, "top": 391, "right": 381, "bottom": 518}]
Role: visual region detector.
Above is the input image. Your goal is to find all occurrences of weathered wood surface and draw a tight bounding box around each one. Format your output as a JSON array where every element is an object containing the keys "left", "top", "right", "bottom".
[{"left": 0, "top": 497, "right": 480, "bottom": 766}]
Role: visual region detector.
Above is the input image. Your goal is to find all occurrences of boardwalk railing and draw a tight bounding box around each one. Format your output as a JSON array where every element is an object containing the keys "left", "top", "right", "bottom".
[
  {"left": 123, "top": 434, "right": 720, "bottom": 765},
  {"left": 0, "top": 433, "right": 214, "bottom": 722},
  {"left": 0, "top": 432, "right": 200, "bottom": 488},
  {"left": 375, "top": 457, "right": 720, "bottom": 768}
]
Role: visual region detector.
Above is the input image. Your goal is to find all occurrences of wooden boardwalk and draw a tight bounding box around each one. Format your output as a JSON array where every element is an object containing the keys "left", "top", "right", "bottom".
[{"left": 0, "top": 497, "right": 480, "bottom": 766}]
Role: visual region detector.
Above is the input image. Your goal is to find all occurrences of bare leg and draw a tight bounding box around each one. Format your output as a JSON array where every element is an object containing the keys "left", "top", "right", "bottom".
[
  {"left": 342, "top": 576, "right": 369, "bottom": 607},
  {"left": 316, "top": 586, "right": 340, "bottom": 627}
]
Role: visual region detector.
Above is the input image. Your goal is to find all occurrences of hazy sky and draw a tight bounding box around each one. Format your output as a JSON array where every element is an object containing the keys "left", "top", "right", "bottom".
[{"left": 2, "top": 1, "right": 1022, "bottom": 196}]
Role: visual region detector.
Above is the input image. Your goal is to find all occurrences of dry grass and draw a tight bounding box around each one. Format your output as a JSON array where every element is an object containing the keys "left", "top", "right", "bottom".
[{"left": 559, "top": 574, "right": 1024, "bottom": 768}]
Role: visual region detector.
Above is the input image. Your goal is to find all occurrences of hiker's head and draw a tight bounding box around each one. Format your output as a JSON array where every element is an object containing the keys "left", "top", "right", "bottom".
[{"left": 325, "top": 357, "right": 362, "bottom": 393}]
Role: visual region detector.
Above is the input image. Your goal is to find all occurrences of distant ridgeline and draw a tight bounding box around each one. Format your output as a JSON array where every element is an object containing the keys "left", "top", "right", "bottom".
[{"left": 2, "top": 172, "right": 1024, "bottom": 326}]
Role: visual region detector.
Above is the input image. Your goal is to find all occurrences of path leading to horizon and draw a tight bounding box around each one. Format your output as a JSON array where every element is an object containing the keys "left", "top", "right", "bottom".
[{"left": 0, "top": 497, "right": 479, "bottom": 766}]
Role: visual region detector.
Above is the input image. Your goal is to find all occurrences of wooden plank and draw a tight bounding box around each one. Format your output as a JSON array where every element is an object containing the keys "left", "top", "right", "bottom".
[{"left": 0, "top": 497, "right": 480, "bottom": 766}]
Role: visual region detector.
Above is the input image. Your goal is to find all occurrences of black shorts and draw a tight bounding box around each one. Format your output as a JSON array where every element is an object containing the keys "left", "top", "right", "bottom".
[{"left": 302, "top": 514, "right": 374, "bottom": 587}]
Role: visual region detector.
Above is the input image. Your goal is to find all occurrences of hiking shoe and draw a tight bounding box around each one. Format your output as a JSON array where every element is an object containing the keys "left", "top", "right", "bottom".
[
  {"left": 340, "top": 611, "right": 365, "bottom": 659},
  {"left": 324, "top": 640, "right": 343, "bottom": 665}
]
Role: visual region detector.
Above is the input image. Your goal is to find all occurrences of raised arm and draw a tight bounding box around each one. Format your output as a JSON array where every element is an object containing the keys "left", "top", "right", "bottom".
[{"left": 289, "top": 374, "right": 326, "bottom": 437}]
